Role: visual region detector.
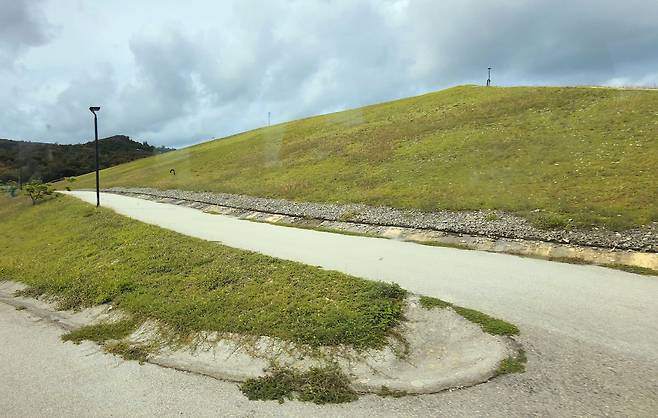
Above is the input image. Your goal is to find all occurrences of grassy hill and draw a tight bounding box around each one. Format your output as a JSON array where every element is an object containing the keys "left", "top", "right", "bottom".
[
  {"left": 0, "top": 135, "right": 173, "bottom": 184},
  {"left": 68, "top": 85, "right": 658, "bottom": 230}
]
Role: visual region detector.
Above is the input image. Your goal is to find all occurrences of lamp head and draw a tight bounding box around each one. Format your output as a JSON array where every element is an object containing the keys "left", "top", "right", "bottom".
[{"left": 89, "top": 106, "right": 100, "bottom": 114}]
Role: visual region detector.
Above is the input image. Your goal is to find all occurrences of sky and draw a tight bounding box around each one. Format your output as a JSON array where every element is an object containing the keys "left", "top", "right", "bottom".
[{"left": 2, "top": 0, "right": 658, "bottom": 148}]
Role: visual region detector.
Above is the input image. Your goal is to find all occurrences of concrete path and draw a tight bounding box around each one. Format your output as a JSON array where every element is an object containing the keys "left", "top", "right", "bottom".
[{"left": 64, "top": 191, "right": 658, "bottom": 361}]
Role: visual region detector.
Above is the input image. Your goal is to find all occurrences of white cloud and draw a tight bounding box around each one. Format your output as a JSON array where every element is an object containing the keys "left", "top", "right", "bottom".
[{"left": 605, "top": 74, "right": 658, "bottom": 88}]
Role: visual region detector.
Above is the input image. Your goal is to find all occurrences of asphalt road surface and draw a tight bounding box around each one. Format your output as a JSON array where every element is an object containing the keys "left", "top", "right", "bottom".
[{"left": 1, "top": 191, "right": 656, "bottom": 417}]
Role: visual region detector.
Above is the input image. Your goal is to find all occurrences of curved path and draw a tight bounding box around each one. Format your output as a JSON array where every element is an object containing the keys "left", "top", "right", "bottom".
[
  {"left": 65, "top": 191, "right": 658, "bottom": 361},
  {"left": 2, "top": 190, "right": 656, "bottom": 417}
]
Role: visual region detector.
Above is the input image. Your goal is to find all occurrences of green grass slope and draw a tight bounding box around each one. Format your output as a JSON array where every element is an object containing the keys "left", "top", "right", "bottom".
[{"left": 69, "top": 85, "right": 658, "bottom": 229}]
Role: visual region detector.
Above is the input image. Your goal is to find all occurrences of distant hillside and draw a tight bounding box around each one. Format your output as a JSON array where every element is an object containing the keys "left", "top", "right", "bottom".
[
  {"left": 0, "top": 135, "right": 173, "bottom": 184},
  {"left": 68, "top": 86, "right": 658, "bottom": 229}
]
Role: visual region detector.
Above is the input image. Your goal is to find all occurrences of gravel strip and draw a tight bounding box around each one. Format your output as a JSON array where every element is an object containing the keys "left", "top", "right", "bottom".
[{"left": 104, "top": 187, "right": 657, "bottom": 252}]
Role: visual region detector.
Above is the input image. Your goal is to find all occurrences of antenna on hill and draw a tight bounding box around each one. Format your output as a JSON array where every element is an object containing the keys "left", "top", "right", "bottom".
[{"left": 487, "top": 67, "right": 492, "bottom": 87}]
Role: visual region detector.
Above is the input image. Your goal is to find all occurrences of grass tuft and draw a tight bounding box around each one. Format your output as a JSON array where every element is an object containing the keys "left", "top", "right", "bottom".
[
  {"left": 525, "top": 211, "right": 572, "bottom": 230},
  {"left": 418, "top": 295, "right": 451, "bottom": 310},
  {"left": 240, "top": 366, "right": 358, "bottom": 404},
  {"left": 61, "top": 319, "right": 138, "bottom": 345},
  {"left": 485, "top": 213, "right": 499, "bottom": 222},
  {"left": 419, "top": 296, "right": 519, "bottom": 336},
  {"left": 105, "top": 341, "right": 153, "bottom": 364},
  {"left": 377, "top": 385, "right": 408, "bottom": 398},
  {"left": 452, "top": 306, "right": 520, "bottom": 336},
  {"left": 338, "top": 210, "right": 361, "bottom": 223},
  {"left": 497, "top": 349, "right": 527, "bottom": 375},
  {"left": 240, "top": 368, "right": 297, "bottom": 403},
  {"left": 14, "top": 287, "right": 46, "bottom": 299}
]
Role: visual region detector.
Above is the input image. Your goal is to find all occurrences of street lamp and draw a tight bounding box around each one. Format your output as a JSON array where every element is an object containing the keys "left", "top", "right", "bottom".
[
  {"left": 89, "top": 106, "right": 101, "bottom": 207},
  {"left": 487, "top": 67, "right": 492, "bottom": 87}
]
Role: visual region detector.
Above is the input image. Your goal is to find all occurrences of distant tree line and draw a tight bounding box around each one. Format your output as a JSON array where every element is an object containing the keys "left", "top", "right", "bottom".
[{"left": 0, "top": 135, "right": 174, "bottom": 184}]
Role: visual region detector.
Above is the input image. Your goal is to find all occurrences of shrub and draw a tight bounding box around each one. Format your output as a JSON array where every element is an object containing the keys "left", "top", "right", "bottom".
[{"left": 24, "top": 181, "right": 54, "bottom": 205}]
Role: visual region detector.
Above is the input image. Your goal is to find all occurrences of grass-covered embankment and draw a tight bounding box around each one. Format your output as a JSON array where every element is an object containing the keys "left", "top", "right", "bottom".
[
  {"left": 68, "top": 85, "right": 658, "bottom": 230},
  {"left": 0, "top": 194, "right": 406, "bottom": 349}
]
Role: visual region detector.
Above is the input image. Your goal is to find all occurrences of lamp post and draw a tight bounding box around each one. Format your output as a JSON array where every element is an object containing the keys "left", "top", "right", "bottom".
[
  {"left": 487, "top": 67, "right": 492, "bottom": 87},
  {"left": 89, "top": 106, "right": 101, "bottom": 207}
]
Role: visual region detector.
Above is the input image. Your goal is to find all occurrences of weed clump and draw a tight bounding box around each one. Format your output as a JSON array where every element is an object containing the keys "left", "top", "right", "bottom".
[
  {"left": 377, "top": 386, "right": 408, "bottom": 398},
  {"left": 485, "top": 212, "right": 499, "bottom": 222},
  {"left": 527, "top": 211, "right": 571, "bottom": 230},
  {"left": 61, "top": 319, "right": 138, "bottom": 344},
  {"left": 14, "top": 287, "right": 46, "bottom": 299},
  {"left": 497, "top": 349, "right": 527, "bottom": 375},
  {"left": 240, "top": 368, "right": 297, "bottom": 403},
  {"left": 338, "top": 210, "right": 360, "bottom": 222},
  {"left": 240, "top": 366, "right": 358, "bottom": 404},
  {"left": 372, "top": 281, "right": 407, "bottom": 300},
  {"left": 105, "top": 341, "right": 153, "bottom": 364}
]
